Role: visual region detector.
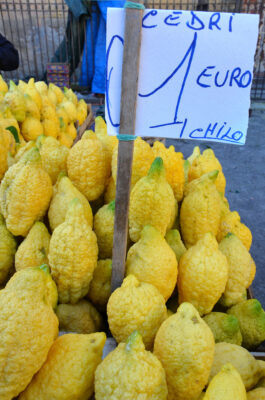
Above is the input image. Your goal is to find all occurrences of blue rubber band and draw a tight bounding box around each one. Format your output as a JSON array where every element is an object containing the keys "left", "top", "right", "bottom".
[
  {"left": 117, "top": 134, "right": 137, "bottom": 141},
  {"left": 124, "top": 1, "right": 145, "bottom": 10}
]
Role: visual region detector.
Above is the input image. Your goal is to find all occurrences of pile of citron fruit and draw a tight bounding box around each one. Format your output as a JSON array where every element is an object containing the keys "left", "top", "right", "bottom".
[{"left": 0, "top": 74, "right": 265, "bottom": 400}]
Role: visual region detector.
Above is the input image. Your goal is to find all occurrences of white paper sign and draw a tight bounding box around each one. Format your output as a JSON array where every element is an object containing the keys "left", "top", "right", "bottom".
[{"left": 106, "top": 9, "right": 259, "bottom": 145}]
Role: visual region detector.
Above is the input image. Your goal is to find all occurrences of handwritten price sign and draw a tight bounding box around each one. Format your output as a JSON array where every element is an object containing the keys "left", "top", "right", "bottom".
[{"left": 106, "top": 9, "right": 259, "bottom": 144}]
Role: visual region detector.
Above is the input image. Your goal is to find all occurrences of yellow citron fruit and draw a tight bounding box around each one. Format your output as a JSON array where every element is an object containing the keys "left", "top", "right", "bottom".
[
  {"left": 247, "top": 387, "right": 265, "bottom": 399},
  {"left": 219, "top": 233, "right": 253, "bottom": 307},
  {"left": 42, "top": 118, "right": 60, "bottom": 138},
  {"left": 0, "top": 214, "right": 16, "bottom": 284},
  {"left": 0, "top": 266, "right": 58, "bottom": 399},
  {"left": 61, "top": 99, "right": 77, "bottom": 122},
  {"left": 104, "top": 175, "right": 116, "bottom": 203},
  {"left": 15, "top": 221, "right": 50, "bottom": 271},
  {"left": 247, "top": 256, "right": 256, "bottom": 288},
  {"left": 204, "top": 363, "right": 247, "bottom": 400},
  {"left": 87, "top": 259, "right": 112, "bottom": 312},
  {"left": 152, "top": 141, "right": 185, "bottom": 202},
  {"left": 108, "top": 275, "right": 167, "bottom": 350},
  {"left": 24, "top": 94, "right": 40, "bottom": 119},
  {"left": 95, "top": 116, "right": 118, "bottom": 179},
  {"left": 4, "top": 80, "right": 26, "bottom": 122},
  {"left": 126, "top": 225, "right": 178, "bottom": 301},
  {"left": 95, "top": 330, "right": 168, "bottom": 400},
  {"left": 19, "top": 332, "right": 106, "bottom": 400},
  {"left": 56, "top": 299, "right": 104, "bottom": 334},
  {"left": 47, "top": 86, "right": 58, "bottom": 106},
  {"left": 188, "top": 148, "right": 226, "bottom": 194},
  {"left": 0, "top": 74, "right": 8, "bottom": 93},
  {"left": 180, "top": 170, "right": 221, "bottom": 248},
  {"left": 25, "top": 78, "right": 42, "bottom": 111},
  {"left": 0, "top": 128, "right": 8, "bottom": 181},
  {"left": 49, "top": 83, "right": 64, "bottom": 104},
  {"left": 36, "top": 135, "right": 69, "bottom": 184},
  {"left": 14, "top": 140, "right": 35, "bottom": 163},
  {"left": 48, "top": 173, "right": 93, "bottom": 231},
  {"left": 49, "top": 198, "right": 98, "bottom": 304},
  {"left": 129, "top": 157, "right": 176, "bottom": 242},
  {"left": 56, "top": 104, "right": 69, "bottom": 126},
  {"left": 0, "top": 147, "right": 53, "bottom": 236},
  {"left": 0, "top": 116, "right": 22, "bottom": 145},
  {"left": 67, "top": 130, "right": 107, "bottom": 201},
  {"left": 41, "top": 98, "right": 57, "bottom": 120},
  {"left": 17, "top": 79, "right": 28, "bottom": 93},
  {"left": 77, "top": 98, "right": 88, "bottom": 125},
  {"left": 66, "top": 122, "right": 77, "bottom": 140},
  {"left": 203, "top": 312, "right": 243, "bottom": 345},
  {"left": 58, "top": 130, "right": 73, "bottom": 148},
  {"left": 165, "top": 229, "right": 186, "bottom": 261},
  {"left": 178, "top": 233, "right": 228, "bottom": 316},
  {"left": 35, "top": 81, "right": 48, "bottom": 95},
  {"left": 154, "top": 302, "right": 215, "bottom": 400},
  {"left": 64, "top": 87, "right": 78, "bottom": 106},
  {"left": 217, "top": 210, "right": 252, "bottom": 250},
  {"left": 112, "top": 136, "right": 154, "bottom": 188},
  {"left": 209, "top": 342, "right": 262, "bottom": 391},
  {"left": 21, "top": 117, "right": 44, "bottom": 141},
  {"left": 94, "top": 200, "right": 115, "bottom": 258}
]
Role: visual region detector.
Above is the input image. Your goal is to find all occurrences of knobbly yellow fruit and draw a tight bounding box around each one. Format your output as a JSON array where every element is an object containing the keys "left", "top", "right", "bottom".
[
  {"left": 104, "top": 175, "right": 116, "bottom": 203},
  {"left": 129, "top": 157, "right": 176, "bottom": 242},
  {"left": 49, "top": 83, "right": 64, "bottom": 104},
  {"left": 165, "top": 229, "right": 186, "bottom": 261},
  {"left": 35, "top": 81, "right": 48, "bottom": 94},
  {"left": 61, "top": 99, "right": 77, "bottom": 122},
  {"left": 58, "top": 130, "right": 73, "bottom": 148},
  {"left": 77, "top": 98, "right": 88, "bottom": 125},
  {"left": 178, "top": 233, "right": 228, "bottom": 316},
  {"left": 19, "top": 332, "right": 106, "bottom": 400},
  {"left": 112, "top": 136, "right": 154, "bottom": 187},
  {"left": 4, "top": 80, "right": 26, "bottom": 122},
  {"left": 24, "top": 93, "right": 40, "bottom": 119},
  {"left": 56, "top": 299, "right": 104, "bottom": 334},
  {"left": 21, "top": 116, "right": 44, "bottom": 141},
  {"left": 48, "top": 174, "right": 93, "bottom": 231},
  {"left": 217, "top": 210, "right": 252, "bottom": 250},
  {"left": 66, "top": 122, "right": 77, "bottom": 140},
  {"left": 64, "top": 87, "right": 78, "bottom": 106},
  {"left": 94, "top": 201, "right": 115, "bottom": 258},
  {"left": 14, "top": 140, "right": 35, "bottom": 163},
  {"left": 247, "top": 257, "right": 256, "bottom": 288},
  {"left": 42, "top": 117, "right": 60, "bottom": 138},
  {"left": 56, "top": 105, "right": 69, "bottom": 126},
  {"left": 0, "top": 74, "right": 8, "bottom": 93},
  {"left": 154, "top": 302, "right": 215, "bottom": 400},
  {"left": 0, "top": 124, "right": 17, "bottom": 156},
  {"left": 25, "top": 78, "right": 42, "bottom": 111},
  {"left": 247, "top": 387, "right": 265, "bottom": 399},
  {"left": 36, "top": 135, "right": 69, "bottom": 184},
  {"left": 188, "top": 148, "right": 226, "bottom": 194},
  {"left": 180, "top": 171, "right": 221, "bottom": 247},
  {"left": 47, "top": 86, "right": 58, "bottom": 106},
  {"left": 152, "top": 141, "right": 185, "bottom": 201},
  {"left": 41, "top": 99, "right": 57, "bottom": 120},
  {"left": 204, "top": 363, "right": 247, "bottom": 399},
  {"left": 95, "top": 116, "right": 118, "bottom": 179},
  {"left": 108, "top": 275, "right": 167, "bottom": 350},
  {"left": 0, "top": 128, "right": 8, "bottom": 181},
  {"left": 0, "top": 266, "right": 58, "bottom": 399},
  {"left": 227, "top": 299, "right": 265, "bottom": 350},
  {"left": 126, "top": 225, "right": 178, "bottom": 301},
  {"left": 0, "top": 147, "right": 53, "bottom": 236},
  {"left": 49, "top": 198, "right": 98, "bottom": 304},
  {"left": 87, "top": 259, "right": 112, "bottom": 311},
  {"left": 209, "top": 342, "right": 262, "bottom": 390},
  {"left": 67, "top": 130, "right": 107, "bottom": 201},
  {"left": 15, "top": 221, "right": 50, "bottom": 271},
  {"left": 95, "top": 331, "right": 168, "bottom": 400},
  {"left": 0, "top": 214, "right": 16, "bottom": 284},
  {"left": 203, "top": 312, "right": 242, "bottom": 345},
  {"left": 219, "top": 233, "right": 252, "bottom": 307}
]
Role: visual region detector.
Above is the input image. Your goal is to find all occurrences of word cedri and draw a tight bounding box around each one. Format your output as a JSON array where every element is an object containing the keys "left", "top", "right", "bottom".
[{"left": 142, "top": 10, "right": 235, "bottom": 33}]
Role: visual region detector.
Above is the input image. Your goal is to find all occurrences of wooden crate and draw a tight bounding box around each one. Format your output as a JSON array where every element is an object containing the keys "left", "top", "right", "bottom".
[{"left": 74, "top": 104, "right": 94, "bottom": 144}]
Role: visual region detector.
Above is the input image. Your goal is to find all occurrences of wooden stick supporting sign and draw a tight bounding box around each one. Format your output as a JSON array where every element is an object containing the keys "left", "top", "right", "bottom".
[{"left": 111, "top": 0, "right": 144, "bottom": 292}]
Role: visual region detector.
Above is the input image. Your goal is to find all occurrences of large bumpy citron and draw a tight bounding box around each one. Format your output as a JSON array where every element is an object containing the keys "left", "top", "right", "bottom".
[
  {"left": 203, "top": 312, "right": 242, "bottom": 345},
  {"left": 0, "top": 266, "right": 58, "bottom": 399},
  {"left": 56, "top": 299, "right": 103, "bottom": 334},
  {"left": 178, "top": 233, "right": 228, "bottom": 315},
  {"left": 95, "top": 331, "right": 168, "bottom": 400},
  {"left": 209, "top": 342, "right": 262, "bottom": 390},
  {"left": 87, "top": 259, "right": 112, "bottom": 311},
  {"left": 154, "top": 302, "right": 215, "bottom": 400},
  {"left": 180, "top": 171, "right": 221, "bottom": 247},
  {"left": 204, "top": 363, "right": 247, "bottom": 400},
  {"left": 67, "top": 130, "right": 107, "bottom": 201},
  {"left": 0, "top": 147, "right": 53, "bottom": 236},
  {"left": 219, "top": 233, "right": 253, "bottom": 307},
  {"left": 49, "top": 198, "right": 98, "bottom": 304},
  {"left": 107, "top": 275, "right": 167, "bottom": 350},
  {"left": 48, "top": 173, "right": 93, "bottom": 231},
  {"left": 0, "top": 214, "right": 16, "bottom": 284},
  {"left": 129, "top": 157, "right": 176, "bottom": 242},
  {"left": 217, "top": 210, "right": 252, "bottom": 250},
  {"left": 19, "top": 332, "right": 106, "bottom": 400},
  {"left": 15, "top": 221, "right": 50, "bottom": 271},
  {"left": 94, "top": 201, "right": 115, "bottom": 258},
  {"left": 126, "top": 225, "right": 178, "bottom": 301},
  {"left": 4, "top": 80, "right": 26, "bottom": 122},
  {"left": 188, "top": 148, "right": 226, "bottom": 194}
]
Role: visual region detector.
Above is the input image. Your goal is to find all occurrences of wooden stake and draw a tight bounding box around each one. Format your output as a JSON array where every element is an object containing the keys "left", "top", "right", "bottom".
[{"left": 111, "top": 1, "right": 144, "bottom": 292}]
